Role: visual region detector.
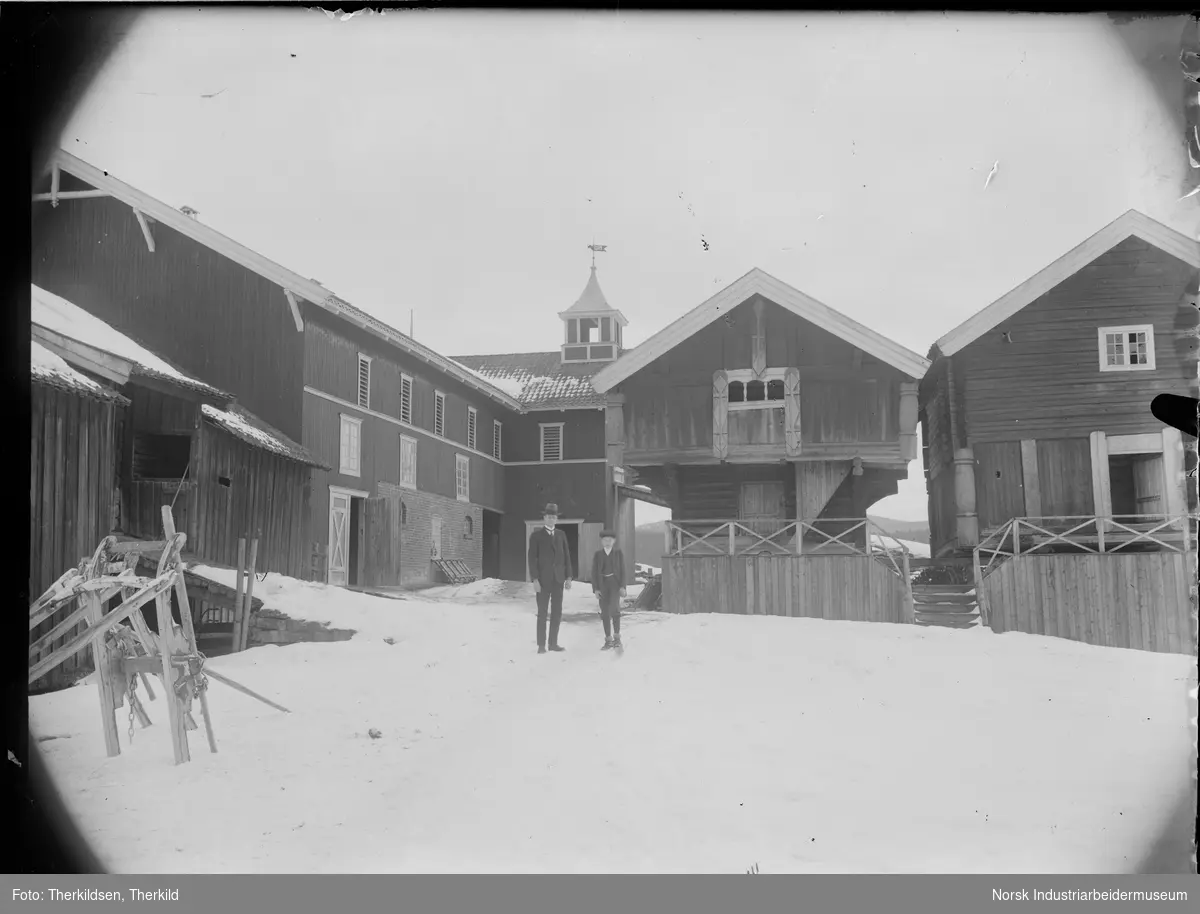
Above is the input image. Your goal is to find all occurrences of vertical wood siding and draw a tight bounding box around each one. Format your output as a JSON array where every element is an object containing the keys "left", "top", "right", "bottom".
[
  {"left": 662, "top": 554, "right": 909, "bottom": 623},
  {"left": 982, "top": 553, "right": 1195, "bottom": 656},
  {"left": 1035, "top": 438, "right": 1095, "bottom": 516},
  {"left": 503, "top": 409, "right": 606, "bottom": 463},
  {"left": 191, "top": 423, "right": 312, "bottom": 579},
  {"left": 31, "top": 194, "right": 306, "bottom": 440},
  {"left": 973, "top": 441, "right": 1026, "bottom": 531},
  {"left": 29, "top": 384, "right": 120, "bottom": 690}
]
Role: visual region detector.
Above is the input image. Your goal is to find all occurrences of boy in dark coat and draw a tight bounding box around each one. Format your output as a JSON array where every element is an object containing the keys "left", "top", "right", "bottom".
[
  {"left": 590, "top": 529, "right": 627, "bottom": 650},
  {"left": 527, "top": 502, "right": 574, "bottom": 654}
]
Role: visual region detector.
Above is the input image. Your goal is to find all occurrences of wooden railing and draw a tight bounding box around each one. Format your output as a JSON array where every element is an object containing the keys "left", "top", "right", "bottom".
[
  {"left": 665, "top": 518, "right": 914, "bottom": 580},
  {"left": 975, "top": 515, "right": 1196, "bottom": 579}
]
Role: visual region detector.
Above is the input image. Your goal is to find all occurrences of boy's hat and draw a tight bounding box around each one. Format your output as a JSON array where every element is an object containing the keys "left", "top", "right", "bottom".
[
  {"left": 600, "top": 529, "right": 616, "bottom": 538},
  {"left": 542, "top": 502, "right": 559, "bottom": 515}
]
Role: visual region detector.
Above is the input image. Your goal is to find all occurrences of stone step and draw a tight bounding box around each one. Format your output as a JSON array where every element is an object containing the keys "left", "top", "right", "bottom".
[{"left": 913, "top": 593, "right": 978, "bottom": 607}]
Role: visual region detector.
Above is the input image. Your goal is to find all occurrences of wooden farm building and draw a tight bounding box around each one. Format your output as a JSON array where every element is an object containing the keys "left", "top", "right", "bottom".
[
  {"left": 921, "top": 209, "right": 1199, "bottom": 655},
  {"left": 29, "top": 283, "right": 326, "bottom": 686},
  {"left": 588, "top": 268, "right": 930, "bottom": 619},
  {"left": 31, "top": 283, "right": 327, "bottom": 577},
  {"left": 453, "top": 264, "right": 640, "bottom": 585},
  {"left": 32, "top": 149, "right": 528, "bottom": 591}
]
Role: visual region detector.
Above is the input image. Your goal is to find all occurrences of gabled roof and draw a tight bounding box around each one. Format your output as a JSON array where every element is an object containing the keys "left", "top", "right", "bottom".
[
  {"left": 590, "top": 267, "right": 930, "bottom": 392},
  {"left": 449, "top": 352, "right": 607, "bottom": 410},
  {"left": 41, "top": 150, "right": 524, "bottom": 412},
  {"left": 30, "top": 340, "right": 129, "bottom": 406},
  {"left": 933, "top": 209, "right": 1200, "bottom": 359},
  {"left": 31, "top": 283, "right": 229, "bottom": 400}
]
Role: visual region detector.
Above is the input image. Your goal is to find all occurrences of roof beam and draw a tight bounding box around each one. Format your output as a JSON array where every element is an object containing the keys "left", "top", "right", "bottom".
[
  {"left": 32, "top": 189, "right": 110, "bottom": 204},
  {"left": 133, "top": 208, "right": 155, "bottom": 253},
  {"left": 283, "top": 290, "right": 305, "bottom": 332},
  {"left": 32, "top": 326, "right": 132, "bottom": 386}
]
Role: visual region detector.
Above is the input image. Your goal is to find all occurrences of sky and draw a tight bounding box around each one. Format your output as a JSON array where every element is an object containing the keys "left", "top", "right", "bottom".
[{"left": 60, "top": 10, "right": 1194, "bottom": 523}]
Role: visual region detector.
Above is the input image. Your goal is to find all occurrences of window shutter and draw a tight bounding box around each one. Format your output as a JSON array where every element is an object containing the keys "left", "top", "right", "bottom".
[
  {"left": 493, "top": 420, "right": 503, "bottom": 460},
  {"left": 467, "top": 408, "right": 477, "bottom": 450},
  {"left": 784, "top": 367, "right": 802, "bottom": 456},
  {"left": 541, "top": 425, "right": 563, "bottom": 461},
  {"left": 357, "top": 355, "right": 371, "bottom": 409},
  {"left": 434, "top": 392, "right": 445, "bottom": 437},
  {"left": 712, "top": 370, "right": 729, "bottom": 459},
  {"left": 399, "top": 375, "right": 412, "bottom": 424}
]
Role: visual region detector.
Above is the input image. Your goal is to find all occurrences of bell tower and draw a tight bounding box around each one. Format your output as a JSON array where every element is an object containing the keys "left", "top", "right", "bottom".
[{"left": 558, "top": 246, "right": 628, "bottom": 365}]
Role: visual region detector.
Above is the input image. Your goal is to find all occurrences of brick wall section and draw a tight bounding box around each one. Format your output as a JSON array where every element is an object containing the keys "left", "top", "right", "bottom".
[{"left": 377, "top": 481, "right": 483, "bottom": 586}]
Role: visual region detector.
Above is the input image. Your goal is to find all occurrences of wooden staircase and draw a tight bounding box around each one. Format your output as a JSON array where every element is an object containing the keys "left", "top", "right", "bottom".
[{"left": 911, "top": 583, "right": 981, "bottom": 629}]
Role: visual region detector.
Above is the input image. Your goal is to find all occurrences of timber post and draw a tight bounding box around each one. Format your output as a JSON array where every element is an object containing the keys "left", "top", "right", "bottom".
[
  {"left": 899, "top": 381, "right": 919, "bottom": 462},
  {"left": 953, "top": 448, "right": 979, "bottom": 549}
]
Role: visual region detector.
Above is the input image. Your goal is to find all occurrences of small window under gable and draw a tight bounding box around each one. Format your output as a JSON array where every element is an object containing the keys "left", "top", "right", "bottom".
[
  {"left": 1099, "top": 325, "right": 1156, "bottom": 372},
  {"left": 467, "top": 407, "right": 477, "bottom": 451},
  {"left": 540, "top": 423, "right": 564, "bottom": 462},
  {"left": 357, "top": 353, "right": 371, "bottom": 409},
  {"left": 493, "top": 420, "right": 503, "bottom": 460},
  {"left": 726, "top": 371, "right": 786, "bottom": 409}
]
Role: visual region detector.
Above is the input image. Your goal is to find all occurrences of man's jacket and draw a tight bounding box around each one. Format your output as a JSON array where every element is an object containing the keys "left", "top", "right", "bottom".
[{"left": 528, "top": 527, "right": 573, "bottom": 586}]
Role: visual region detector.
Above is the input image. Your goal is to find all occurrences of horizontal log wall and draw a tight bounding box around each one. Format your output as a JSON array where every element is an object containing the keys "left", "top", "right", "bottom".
[
  {"left": 981, "top": 552, "right": 1195, "bottom": 656},
  {"left": 662, "top": 554, "right": 909, "bottom": 623}
]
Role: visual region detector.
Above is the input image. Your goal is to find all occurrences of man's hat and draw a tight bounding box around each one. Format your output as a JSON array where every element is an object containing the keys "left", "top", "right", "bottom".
[
  {"left": 600, "top": 529, "right": 616, "bottom": 539},
  {"left": 542, "top": 502, "right": 559, "bottom": 515}
]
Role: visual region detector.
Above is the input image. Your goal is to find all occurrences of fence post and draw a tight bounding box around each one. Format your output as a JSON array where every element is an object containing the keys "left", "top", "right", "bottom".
[
  {"left": 1013, "top": 519, "right": 1021, "bottom": 557},
  {"left": 729, "top": 522, "right": 735, "bottom": 555},
  {"left": 972, "top": 546, "right": 987, "bottom": 628},
  {"left": 901, "top": 549, "right": 914, "bottom": 623}
]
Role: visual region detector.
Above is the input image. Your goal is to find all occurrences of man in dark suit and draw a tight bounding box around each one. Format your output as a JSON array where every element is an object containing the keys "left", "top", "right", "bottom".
[{"left": 527, "top": 502, "right": 574, "bottom": 654}]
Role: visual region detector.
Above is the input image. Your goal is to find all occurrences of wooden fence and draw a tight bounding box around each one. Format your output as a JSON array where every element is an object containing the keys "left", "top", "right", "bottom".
[
  {"left": 975, "top": 516, "right": 1197, "bottom": 656},
  {"left": 662, "top": 519, "right": 914, "bottom": 622}
]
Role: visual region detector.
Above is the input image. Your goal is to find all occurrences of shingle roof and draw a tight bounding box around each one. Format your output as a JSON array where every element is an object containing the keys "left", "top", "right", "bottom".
[
  {"left": 449, "top": 352, "right": 607, "bottom": 410},
  {"left": 200, "top": 403, "right": 330, "bottom": 469},
  {"left": 30, "top": 341, "right": 129, "bottom": 406}
]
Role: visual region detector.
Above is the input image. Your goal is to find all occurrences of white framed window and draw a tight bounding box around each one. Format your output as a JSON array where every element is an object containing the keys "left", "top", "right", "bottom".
[
  {"left": 399, "top": 373, "right": 413, "bottom": 424},
  {"left": 434, "top": 390, "right": 446, "bottom": 437},
  {"left": 540, "top": 422, "right": 564, "bottom": 462},
  {"left": 725, "top": 368, "right": 787, "bottom": 411},
  {"left": 493, "top": 420, "right": 503, "bottom": 460},
  {"left": 399, "top": 434, "right": 417, "bottom": 490},
  {"left": 357, "top": 353, "right": 371, "bottom": 409},
  {"left": 339, "top": 414, "right": 362, "bottom": 477},
  {"left": 455, "top": 453, "right": 470, "bottom": 502},
  {"left": 467, "top": 406, "right": 477, "bottom": 451},
  {"left": 1099, "top": 325, "right": 1156, "bottom": 372},
  {"left": 463, "top": 515, "right": 474, "bottom": 538}
]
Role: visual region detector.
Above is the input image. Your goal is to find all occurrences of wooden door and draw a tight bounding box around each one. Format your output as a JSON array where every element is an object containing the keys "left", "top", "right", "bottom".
[
  {"left": 1132, "top": 454, "right": 1165, "bottom": 518},
  {"left": 363, "top": 496, "right": 395, "bottom": 587},
  {"left": 328, "top": 491, "right": 351, "bottom": 586},
  {"left": 739, "top": 481, "right": 785, "bottom": 539},
  {"left": 431, "top": 514, "right": 443, "bottom": 561}
]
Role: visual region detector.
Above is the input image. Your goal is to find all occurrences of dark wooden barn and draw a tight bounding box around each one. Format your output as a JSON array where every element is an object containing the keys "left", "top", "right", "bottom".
[
  {"left": 29, "top": 339, "right": 129, "bottom": 689},
  {"left": 921, "top": 209, "right": 1198, "bottom": 655},
  {"left": 31, "top": 283, "right": 328, "bottom": 580},
  {"left": 590, "top": 268, "right": 929, "bottom": 620}
]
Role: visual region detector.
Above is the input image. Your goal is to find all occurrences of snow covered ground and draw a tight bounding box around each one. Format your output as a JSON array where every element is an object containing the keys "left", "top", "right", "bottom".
[{"left": 29, "top": 572, "right": 1195, "bottom": 873}]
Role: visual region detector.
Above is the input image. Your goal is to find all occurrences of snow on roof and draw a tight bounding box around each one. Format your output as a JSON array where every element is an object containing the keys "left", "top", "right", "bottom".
[
  {"left": 30, "top": 284, "right": 227, "bottom": 398},
  {"left": 450, "top": 352, "right": 606, "bottom": 410},
  {"left": 30, "top": 341, "right": 127, "bottom": 404},
  {"left": 449, "top": 360, "right": 529, "bottom": 400},
  {"left": 200, "top": 403, "right": 328, "bottom": 469}
]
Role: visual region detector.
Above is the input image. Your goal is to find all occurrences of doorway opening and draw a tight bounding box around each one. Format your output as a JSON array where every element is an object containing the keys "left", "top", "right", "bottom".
[
  {"left": 1108, "top": 453, "right": 1165, "bottom": 520},
  {"left": 482, "top": 509, "right": 502, "bottom": 579}
]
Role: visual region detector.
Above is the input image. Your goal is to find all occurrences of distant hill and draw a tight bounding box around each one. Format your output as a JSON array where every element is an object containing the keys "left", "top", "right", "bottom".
[{"left": 634, "top": 514, "right": 929, "bottom": 566}]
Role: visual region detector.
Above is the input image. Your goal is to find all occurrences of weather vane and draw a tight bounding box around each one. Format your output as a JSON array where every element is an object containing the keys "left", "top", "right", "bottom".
[{"left": 588, "top": 241, "right": 607, "bottom": 268}]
